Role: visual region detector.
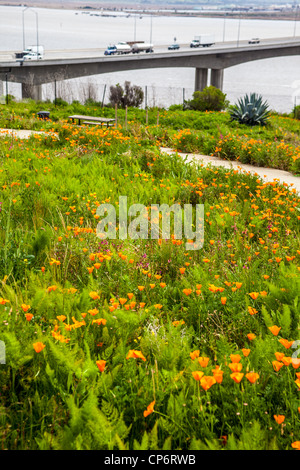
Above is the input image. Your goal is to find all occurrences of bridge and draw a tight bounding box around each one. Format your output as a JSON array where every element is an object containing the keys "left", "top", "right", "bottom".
[{"left": 0, "top": 38, "right": 299, "bottom": 101}]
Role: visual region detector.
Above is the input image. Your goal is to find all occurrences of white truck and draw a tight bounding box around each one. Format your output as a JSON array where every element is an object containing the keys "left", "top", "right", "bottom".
[
  {"left": 104, "top": 42, "right": 131, "bottom": 55},
  {"left": 190, "top": 35, "right": 215, "bottom": 48},
  {"left": 131, "top": 42, "right": 153, "bottom": 53},
  {"left": 16, "top": 45, "right": 44, "bottom": 61}
]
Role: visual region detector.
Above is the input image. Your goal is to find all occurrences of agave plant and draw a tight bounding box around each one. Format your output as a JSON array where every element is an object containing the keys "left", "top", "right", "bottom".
[{"left": 229, "top": 93, "right": 270, "bottom": 126}]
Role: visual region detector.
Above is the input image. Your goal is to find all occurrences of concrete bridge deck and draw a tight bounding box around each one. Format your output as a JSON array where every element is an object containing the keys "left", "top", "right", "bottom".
[{"left": 0, "top": 38, "right": 299, "bottom": 100}]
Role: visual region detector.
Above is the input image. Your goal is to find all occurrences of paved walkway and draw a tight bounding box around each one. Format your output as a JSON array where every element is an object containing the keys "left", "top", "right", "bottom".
[
  {"left": 0, "top": 128, "right": 299, "bottom": 195},
  {"left": 161, "top": 147, "right": 300, "bottom": 195},
  {"left": 0, "top": 128, "right": 58, "bottom": 139}
]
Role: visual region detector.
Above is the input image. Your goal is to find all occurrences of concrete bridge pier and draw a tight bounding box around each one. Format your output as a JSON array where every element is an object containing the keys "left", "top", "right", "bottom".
[
  {"left": 195, "top": 68, "right": 208, "bottom": 92},
  {"left": 210, "top": 69, "right": 224, "bottom": 91},
  {"left": 21, "top": 83, "right": 43, "bottom": 101}
]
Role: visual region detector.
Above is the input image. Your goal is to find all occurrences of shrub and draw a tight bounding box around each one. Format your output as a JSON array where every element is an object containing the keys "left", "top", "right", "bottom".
[
  {"left": 109, "top": 81, "right": 144, "bottom": 108},
  {"left": 184, "top": 86, "right": 229, "bottom": 112}
]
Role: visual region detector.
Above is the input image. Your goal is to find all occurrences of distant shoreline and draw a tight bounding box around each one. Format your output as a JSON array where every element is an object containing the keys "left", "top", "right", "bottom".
[{"left": 0, "top": 1, "right": 299, "bottom": 22}]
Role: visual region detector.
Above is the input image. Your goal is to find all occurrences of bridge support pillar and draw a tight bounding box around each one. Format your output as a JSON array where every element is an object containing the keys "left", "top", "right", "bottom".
[
  {"left": 21, "top": 83, "right": 42, "bottom": 101},
  {"left": 210, "top": 69, "right": 224, "bottom": 91},
  {"left": 194, "top": 68, "right": 208, "bottom": 92}
]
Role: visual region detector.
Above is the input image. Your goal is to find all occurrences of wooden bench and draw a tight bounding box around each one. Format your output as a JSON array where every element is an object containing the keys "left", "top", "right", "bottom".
[
  {"left": 68, "top": 115, "right": 115, "bottom": 127},
  {"left": 82, "top": 120, "right": 114, "bottom": 127}
]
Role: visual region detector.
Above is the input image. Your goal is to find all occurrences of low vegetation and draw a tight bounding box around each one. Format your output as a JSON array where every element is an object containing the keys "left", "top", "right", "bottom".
[{"left": 0, "top": 97, "right": 300, "bottom": 450}]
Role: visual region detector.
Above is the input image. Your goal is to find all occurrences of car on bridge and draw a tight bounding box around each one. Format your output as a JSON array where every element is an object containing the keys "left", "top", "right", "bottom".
[
  {"left": 168, "top": 43, "right": 180, "bottom": 50},
  {"left": 248, "top": 38, "right": 260, "bottom": 44}
]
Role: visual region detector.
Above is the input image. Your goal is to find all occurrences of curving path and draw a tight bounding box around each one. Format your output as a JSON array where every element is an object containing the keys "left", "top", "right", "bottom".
[
  {"left": 0, "top": 128, "right": 299, "bottom": 195},
  {"left": 160, "top": 147, "right": 300, "bottom": 195}
]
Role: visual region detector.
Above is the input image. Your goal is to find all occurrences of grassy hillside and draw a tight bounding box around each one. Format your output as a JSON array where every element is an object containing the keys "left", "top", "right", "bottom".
[{"left": 0, "top": 99, "right": 300, "bottom": 450}]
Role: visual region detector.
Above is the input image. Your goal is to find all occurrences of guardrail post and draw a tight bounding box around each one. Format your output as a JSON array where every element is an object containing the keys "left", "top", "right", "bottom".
[{"left": 194, "top": 68, "right": 208, "bottom": 92}]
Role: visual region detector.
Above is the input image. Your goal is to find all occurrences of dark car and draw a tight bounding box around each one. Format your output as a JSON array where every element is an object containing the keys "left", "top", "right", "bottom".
[
  {"left": 248, "top": 38, "right": 260, "bottom": 44},
  {"left": 168, "top": 44, "right": 180, "bottom": 50}
]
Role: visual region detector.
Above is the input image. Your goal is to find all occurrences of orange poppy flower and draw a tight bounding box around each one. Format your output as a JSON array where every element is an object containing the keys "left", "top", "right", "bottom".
[
  {"left": 200, "top": 376, "right": 216, "bottom": 391},
  {"left": 179, "top": 268, "right": 186, "bottom": 274},
  {"left": 246, "top": 372, "right": 259, "bottom": 384},
  {"left": 127, "top": 293, "right": 134, "bottom": 299},
  {"left": 160, "top": 283, "right": 166, "bottom": 288},
  {"left": 57, "top": 315, "right": 66, "bottom": 322},
  {"left": 248, "top": 307, "right": 258, "bottom": 315},
  {"left": 230, "top": 372, "right": 244, "bottom": 383},
  {"left": 241, "top": 348, "right": 251, "bottom": 357},
  {"left": 269, "top": 325, "right": 281, "bottom": 336},
  {"left": 139, "top": 302, "right": 146, "bottom": 308},
  {"left": 96, "top": 360, "right": 106, "bottom": 372},
  {"left": 119, "top": 298, "right": 127, "bottom": 305},
  {"left": 21, "top": 304, "right": 30, "bottom": 312},
  {"left": 279, "top": 338, "right": 294, "bottom": 349},
  {"left": 221, "top": 297, "right": 227, "bottom": 305},
  {"left": 291, "top": 441, "right": 300, "bottom": 450},
  {"left": 282, "top": 356, "right": 292, "bottom": 366},
  {"left": 190, "top": 350, "right": 200, "bottom": 360},
  {"left": 274, "top": 415, "right": 285, "bottom": 424},
  {"left": 213, "top": 370, "right": 224, "bottom": 384},
  {"left": 137, "top": 286, "right": 145, "bottom": 291},
  {"left": 248, "top": 292, "right": 259, "bottom": 300},
  {"left": 89, "top": 291, "right": 100, "bottom": 300},
  {"left": 272, "top": 361, "right": 284, "bottom": 372},
  {"left": 88, "top": 308, "right": 99, "bottom": 316},
  {"left": 25, "top": 313, "right": 33, "bottom": 321},
  {"left": 192, "top": 371, "right": 204, "bottom": 381},
  {"left": 198, "top": 357, "right": 209, "bottom": 368},
  {"left": 126, "top": 350, "right": 146, "bottom": 361},
  {"left": 230, "top": 354, "right": 241, "bottom": 363},
  {"left": 275, "top": 352, "right": 285, "bottom": 361},
  {"left": 291, "top": 358, "right": 300, "bottom": 369},
  {"left": 33, "top": 342, "right": 46, "bottom": 353},
  {"left": 228, "top": 363, "right": 243, "bottom": 372},
  {"left": 295, "top": 379, "right": 300, "bottom": 389},
  {"left": 247, "top": 333, "right": 256, "bottom": 341},
  {"left": 144, "top": 400, "right": 155, "bottom": 417},
  {"left": 182, "top": 288, "right": 192, "bottom": 296}
]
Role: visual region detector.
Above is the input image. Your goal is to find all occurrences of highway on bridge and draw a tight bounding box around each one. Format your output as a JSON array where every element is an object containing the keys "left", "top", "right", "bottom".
[{"left": 0, "top": 37, "right": 299, "bottom": 100}]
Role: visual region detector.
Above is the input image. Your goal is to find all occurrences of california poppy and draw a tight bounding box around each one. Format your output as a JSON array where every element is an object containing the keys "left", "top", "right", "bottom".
[
  {"left": 96, "top": 360, "right": 106, "bottom": 372},
  {"left": 272, "top": 361, "right": 284, "bottom": 372},
  {"left": 33, "top": 342, "right": 46, "bottom": 353},
  {"left": 230, "top": 354, "right": 241, "bottom": 363},
  {"left": 126, "top": 350, "right": 146, "bottom": 361},
  {"left": 192, "top": 371, "right": 204, "bottom": 381},
  {"left": 200, "top": 376, "right": 216, "bottom": 391},
  {"left": 21, "top": 304, "right": 30, "bottom": 312},
  {"left": 230, "top": 372, "right": 244, "bottom": 383},
  {"left": 228, "top": 363, "right": 243, "bottom": 373},
  {"left": 274, "top": 415, "right": 285, "bottom": 424},
  {"left": 198, "top": 357, "right": 209, "bottom": 368},
  {"left": 269, "top": 325, "right": 281, "bottom": 336},
  {"left": 144, "top": 400, "right": 155, "bottom": 417},
  {"left": 190, "top": 350, "right": 200, "bottom": 360},
  {"left": 279, "top": 338, "right": 294, "bottom": 349},
  {"left": 246, "top": 372, "right": 259, "bottom": 384},
  {"left": 241, "top": 348, "right": 251, "bottom": 357}
]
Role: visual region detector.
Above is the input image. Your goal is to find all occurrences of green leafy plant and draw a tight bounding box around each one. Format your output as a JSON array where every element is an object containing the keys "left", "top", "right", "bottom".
[
  {"left": 229, "top": 93, "right": 270, "bottom": 126},
  {"left": 184, "top": 86, "right": 229, "bottom": 112}
]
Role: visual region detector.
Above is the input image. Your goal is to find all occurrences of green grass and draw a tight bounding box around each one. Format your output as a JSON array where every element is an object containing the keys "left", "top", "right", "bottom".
[{"left": 0, "top": 100, "right": 300, "bottom": 450}]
